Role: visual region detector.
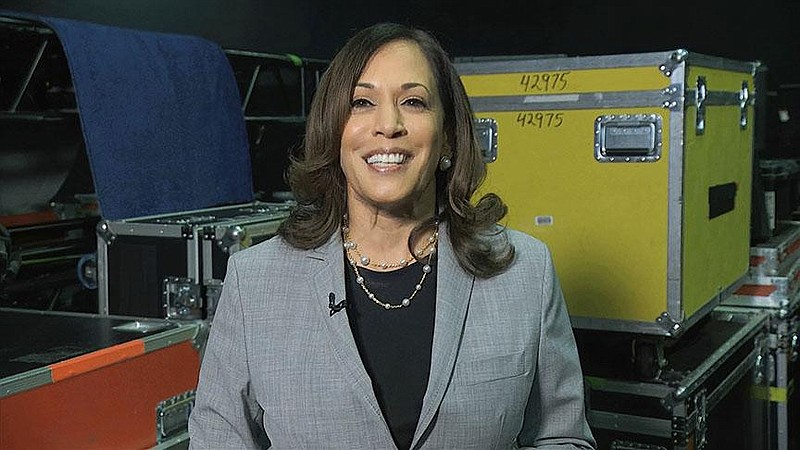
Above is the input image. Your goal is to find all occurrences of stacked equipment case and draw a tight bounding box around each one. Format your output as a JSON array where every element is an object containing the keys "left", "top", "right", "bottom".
[
  {"left": 578, "top": 307, "right": 771, "bottom": 449},
  {"left": 455, "top": 49, "right": 759, "bottom": 336},
  {"left": 723, "top": 221, "right": 800, "bottom": 450},
  {"left": 97, "top": 201, "right": 291, "bottom": 321},
  {"left": 455, "top": 49, "right": 772, "bottom": 448},
  {"left": 0, "top": 308, "right": 201, "bottom": 449}
]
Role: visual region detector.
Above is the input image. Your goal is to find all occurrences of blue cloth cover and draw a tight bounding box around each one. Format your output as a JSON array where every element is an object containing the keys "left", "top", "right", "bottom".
[{"left": 2, "top": 11, "right": 254, "bottom": 219}]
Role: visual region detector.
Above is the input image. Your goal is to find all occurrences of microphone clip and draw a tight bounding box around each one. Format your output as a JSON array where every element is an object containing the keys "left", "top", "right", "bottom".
[{"left": 329, "top": 292, "right": 347, "bottom": 316}]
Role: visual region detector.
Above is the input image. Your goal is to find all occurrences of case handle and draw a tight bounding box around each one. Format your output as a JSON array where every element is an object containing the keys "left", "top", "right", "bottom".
[{"left": 594, "top": 114, "right": 662, "bottom": 163}]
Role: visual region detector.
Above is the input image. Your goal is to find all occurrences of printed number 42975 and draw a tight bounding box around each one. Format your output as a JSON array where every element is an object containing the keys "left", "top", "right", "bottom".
[
  {"left": 519, "top": 72, "right": 569, "bottom": 92},
  {"left": 516, "top": 112, "right": 564, "bottom": 128}
]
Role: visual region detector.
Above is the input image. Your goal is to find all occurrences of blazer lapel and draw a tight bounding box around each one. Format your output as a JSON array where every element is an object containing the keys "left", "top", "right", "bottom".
[
  {"left": 412, "top": 225, "right": 475, "bottom": 447},
  {"left": 307, "top": 233, "right": 388, "bottom": 420}
]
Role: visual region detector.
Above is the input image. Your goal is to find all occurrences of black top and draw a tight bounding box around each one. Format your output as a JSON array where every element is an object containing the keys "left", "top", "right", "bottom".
[{"left": 345, "top": 256, "right": 437, "bottom": 450}]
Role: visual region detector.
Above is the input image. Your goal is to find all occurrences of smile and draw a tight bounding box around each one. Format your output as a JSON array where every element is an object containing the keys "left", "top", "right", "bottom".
[{"left": 365, "top": 152, "right": 408, "bottom": 165}]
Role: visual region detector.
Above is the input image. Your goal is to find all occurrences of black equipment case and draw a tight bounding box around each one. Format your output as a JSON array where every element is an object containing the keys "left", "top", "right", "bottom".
[
  {"left": 579, "top": 307, "right": 771, "bottom": 449},
  {"left": 97, "top": 201, "right": 291, "bottom": 320}
]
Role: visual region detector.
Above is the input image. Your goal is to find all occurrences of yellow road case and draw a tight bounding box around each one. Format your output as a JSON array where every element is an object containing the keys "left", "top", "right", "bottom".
[{"left": 456, "top": 50, "right": 759, "bottom": 336}]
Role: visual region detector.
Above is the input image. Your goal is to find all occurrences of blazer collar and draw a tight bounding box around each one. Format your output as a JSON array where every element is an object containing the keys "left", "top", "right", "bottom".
[
  {"left": 306, "top": 232, "right": 388, "bottom": 420},
  {"left": 305, "top": 225, "right": 475, "bottom": 449}
]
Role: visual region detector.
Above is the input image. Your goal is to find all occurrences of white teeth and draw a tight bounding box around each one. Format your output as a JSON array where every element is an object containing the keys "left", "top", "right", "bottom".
[{"left": 366, "top": 153, "right": 406, "bottom": 164}]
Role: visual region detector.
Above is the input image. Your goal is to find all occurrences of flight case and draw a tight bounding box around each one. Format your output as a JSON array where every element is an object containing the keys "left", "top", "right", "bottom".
[
  {"left": 97, "top": 201, "right": 291, "bottom": 320},
  {"left": 0, "top": 308, "right": 201, "bottom": 449},
  {"left": 580, "top": 307, "right": 771, "bottom": 449},
  {"left": 455, "top": 50, "right": 759, "bottom": 336},
  {"left": 721, "top": 222, "right": 800, "bottom": 450}
]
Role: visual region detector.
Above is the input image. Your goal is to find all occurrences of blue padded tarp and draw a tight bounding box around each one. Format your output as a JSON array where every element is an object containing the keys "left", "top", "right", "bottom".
[{"left": 2, "top": 11, "right": 254, "bottom": 219}]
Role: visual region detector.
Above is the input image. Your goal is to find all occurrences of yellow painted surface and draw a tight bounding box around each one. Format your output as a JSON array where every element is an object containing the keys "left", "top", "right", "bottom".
[
  {"left": 463, "top": 61, "right": 754, "bottom": 328},
  {"left": 461, "top": 66, "right": 667, "bottom": 97},
  {"left": 473, "top": 107, "right": 670, "bottom": 322},
  {"left": 681, "top": 67, "right": 753, "bottom": 318}
]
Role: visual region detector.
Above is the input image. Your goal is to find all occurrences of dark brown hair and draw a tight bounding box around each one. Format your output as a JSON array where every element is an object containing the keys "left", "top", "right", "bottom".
[{"left": 277, "top": 22, "right": 513, "bottom": 278}]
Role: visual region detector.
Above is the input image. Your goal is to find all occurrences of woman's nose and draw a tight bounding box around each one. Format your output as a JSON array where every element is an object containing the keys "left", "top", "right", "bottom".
[{"left": 373, "top": 103, "right": 406, "bottom": 138}]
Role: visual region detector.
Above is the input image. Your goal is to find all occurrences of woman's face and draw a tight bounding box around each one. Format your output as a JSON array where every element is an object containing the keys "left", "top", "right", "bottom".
[{"left": 340, "top": 39, "right": 445, "bottom": 216}]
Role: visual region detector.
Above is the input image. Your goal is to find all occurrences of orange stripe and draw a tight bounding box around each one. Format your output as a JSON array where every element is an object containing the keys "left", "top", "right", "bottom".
[
  {"left": 786, "top": 238, "right": 800, "bottom": 257},
  {"left": 0, "top": 211, "right": 59, "bottom": 228},
  {"left": 734, "top": 284, "right": 777, "bottom": 297},
  {"left": 750, "top": 255, "right": 766, "bottom": 267},
  {"left": 50, "top": 340, "right": 145, "bottom": 382}
]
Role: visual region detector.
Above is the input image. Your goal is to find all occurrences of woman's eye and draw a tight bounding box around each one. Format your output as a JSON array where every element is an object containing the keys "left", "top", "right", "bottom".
[
  {"left": 403, "top": 97, "right": 428, "bottom": 109},
  {"left": 351, "top": 98, "right": 373, "bottom": 108}
]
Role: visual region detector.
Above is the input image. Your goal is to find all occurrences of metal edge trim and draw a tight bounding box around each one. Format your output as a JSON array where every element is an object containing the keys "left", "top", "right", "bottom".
[
  {"left": 0, "top": 367, "right": 53, "bottom": 399},
  {"left": 97, "top": 235, "right": 110, "bottom": 315},
  {"left": 570, "top": 316, "right": 672, "bottom": 336},
  {"left": 585, "top": 376, "right": 673, "bottom": 398},
  {"left": 675, "top": 311, "right": 768, "bottom": 398},
  {"left": 454, "top": 50, "right": 678, "bottom": 75},
  {"left": 666, "top": 61, "right": 686, "bottom": 323},
  {"left": 106, "top": 221, "right": 188, "bottom": 238},
  {"left": 587, "top": 410, "right": 673, "bottom": 438},
  {"left": 467, "top": 91, "right": 668, "bottom": 112},
  {"left": 706, "top": 348, "right": 759, "bottom": 410},
  {"left": 142, "top": 323, "right": 200, "bottom": 354}
]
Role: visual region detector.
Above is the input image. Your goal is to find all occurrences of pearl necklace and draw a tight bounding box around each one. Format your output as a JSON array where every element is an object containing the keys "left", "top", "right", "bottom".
[{"left": 342, "top": 218, "right": 438, "bottom": 310}]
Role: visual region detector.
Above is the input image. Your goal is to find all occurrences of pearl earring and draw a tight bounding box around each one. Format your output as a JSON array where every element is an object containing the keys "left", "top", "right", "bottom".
[{"left": 438, "top": 156, "right": 452, "bottom": 171}]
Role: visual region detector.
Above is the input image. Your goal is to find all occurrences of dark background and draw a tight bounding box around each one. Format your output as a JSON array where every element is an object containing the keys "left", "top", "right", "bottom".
[{"left": 1, "top": 0, "right": 798, "bottom": 89}]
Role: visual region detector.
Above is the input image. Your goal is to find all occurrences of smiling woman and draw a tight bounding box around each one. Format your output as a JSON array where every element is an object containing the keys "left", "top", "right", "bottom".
[
  {"left": 340, "top": 40, "right": 443, "bottom": 235},
  {"left": 188, "top": 22, "right": 596, "bottom": 450}
]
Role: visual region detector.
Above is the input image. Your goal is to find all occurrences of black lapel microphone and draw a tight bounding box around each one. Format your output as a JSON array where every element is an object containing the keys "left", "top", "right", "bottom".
[{"left": 329, "top": 292, "right": 347, "bottom": 316}]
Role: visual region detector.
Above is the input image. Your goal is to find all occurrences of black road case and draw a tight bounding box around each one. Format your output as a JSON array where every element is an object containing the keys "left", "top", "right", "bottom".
[
  {"left": 97, "top": 201, "right": 290, "bottom": 320},
  {"left": 579, "top": 308, "right": 771, "bottom": 449}
]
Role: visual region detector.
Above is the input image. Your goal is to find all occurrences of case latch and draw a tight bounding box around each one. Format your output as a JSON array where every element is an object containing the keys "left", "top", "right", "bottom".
[
  {"left": 156, "top": 390, "right": 196, "bottom": 443},
  {"left": 695, "top": 76, "right": 707, "bottom": 135},
  {"left": 474, "top": 117, "right": 498, "bottom": 163},
  {"left": 739, "top": 80, "right": 749, "bottom": 129}
]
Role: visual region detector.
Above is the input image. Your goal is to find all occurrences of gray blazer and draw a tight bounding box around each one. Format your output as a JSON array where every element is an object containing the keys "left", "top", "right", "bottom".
[{"left": 188, "top": 226, "right": 596, "bottom": 449}]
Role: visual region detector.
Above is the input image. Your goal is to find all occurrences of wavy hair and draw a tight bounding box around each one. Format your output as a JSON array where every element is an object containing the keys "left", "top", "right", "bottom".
[{"left": 277, "top": 22, "right": 513, "bottom": 278}]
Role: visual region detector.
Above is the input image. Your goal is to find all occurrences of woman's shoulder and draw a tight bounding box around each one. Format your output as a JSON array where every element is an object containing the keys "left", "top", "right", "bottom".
[
  {"left": 483, "top": 225, "right": 548, "bottom": 257},
  {"left": 229, "top": 234, "right": 299, "bottom": 265},
  {"left": 496, "top": 226, "right": 553, "bottom": 269}
]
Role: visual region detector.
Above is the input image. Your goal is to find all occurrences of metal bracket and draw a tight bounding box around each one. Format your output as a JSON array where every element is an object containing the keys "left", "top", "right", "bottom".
[
  {"left": 96, "top": 220, "right": 116, "bottom": 245},
  {"left": 163, "top": 277, "right": 203, "bottom": 320},
  {"left": 659, "top": 49, "right": 688, "bottom": 78},
  {"left": 656, "top": 311, "right": 682, "bottom": 336},
  {"left": 693, "top": 390, "right": 708, "bottom": 449},
  {"left": 672, "top": 415, "right": 689, "bottom": 446},
  {"left": 661, "top": 84, "right": 681, "bottom": 110},
  {"left": 695, "top": 76, "right": 707, "bottom": 135},
  {"left": 217, "top": 225, "right": 246, "bottom": 254}
]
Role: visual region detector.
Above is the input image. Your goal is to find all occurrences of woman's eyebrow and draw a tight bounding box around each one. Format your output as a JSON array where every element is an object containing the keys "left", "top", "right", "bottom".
[{"left": 353, "top": 82, "right": 431, "bottom": 94}]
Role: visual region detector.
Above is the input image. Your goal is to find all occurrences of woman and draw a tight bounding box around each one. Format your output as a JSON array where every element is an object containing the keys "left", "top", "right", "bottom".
[{"left": 188, "top": 22, "right": 595, "bottom": 450}]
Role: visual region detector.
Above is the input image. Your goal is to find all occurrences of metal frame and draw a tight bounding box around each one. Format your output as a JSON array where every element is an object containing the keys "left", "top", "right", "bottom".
[{"left": 96, "top": 201, "right": 291, "bottom": 318}]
